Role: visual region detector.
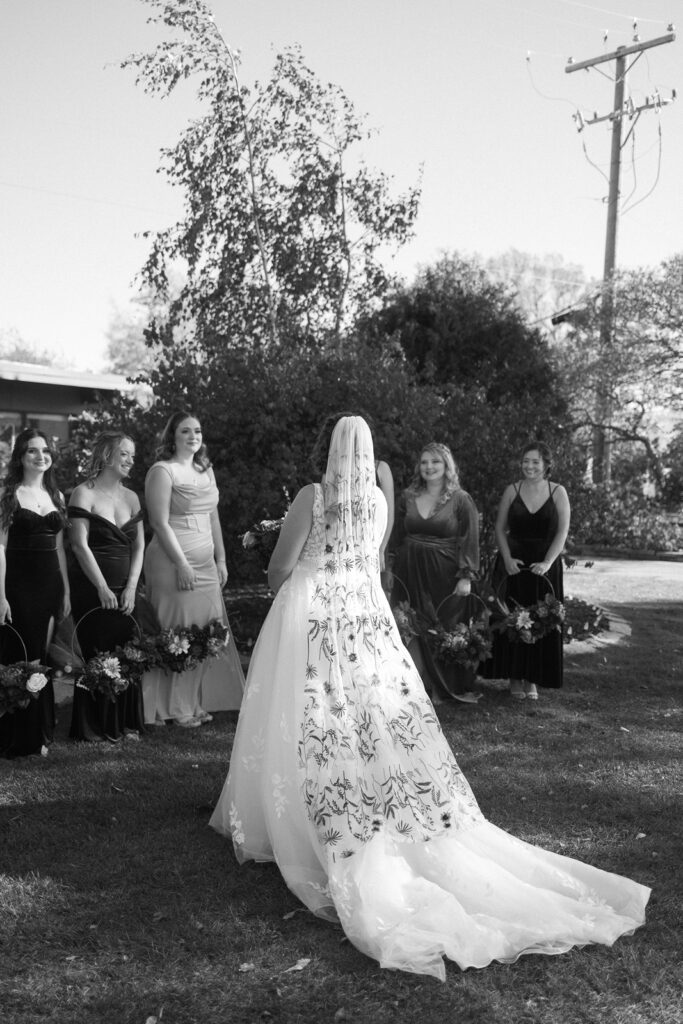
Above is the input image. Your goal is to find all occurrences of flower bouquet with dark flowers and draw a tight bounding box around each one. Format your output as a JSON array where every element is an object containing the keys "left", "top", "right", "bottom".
[
  {"left": 155, "top": 619, "right": 229, "bottom": 675},
  {"left": 426, "top": 618, "right": 493, "bottom": 670},
  {"left": 493, "top": 593, "right": 566, "bottom": 645},
  {"left": 241, "top": 517, "right": 285, "bottom": 570},
  {"left": 76, "top": 653, "right": 130, "bottom": 702},
  {"left": 0, "top": 661, "right": 50, "bottom": 716}
]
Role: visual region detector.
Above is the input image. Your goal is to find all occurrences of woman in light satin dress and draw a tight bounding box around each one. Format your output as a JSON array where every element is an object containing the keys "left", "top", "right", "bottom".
[{"left": 141, "top": 412, "right": 244, "bottom": 727}]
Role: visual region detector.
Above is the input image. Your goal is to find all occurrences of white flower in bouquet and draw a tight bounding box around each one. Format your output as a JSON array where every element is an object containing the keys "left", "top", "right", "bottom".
[
  {"left": 168, "top": 634, "right": 190, "bottom": 655},
  {"left": 514, "top": 610, "right": 533, "bottom": 630},
  {"left": 26, "top": 672, "right": 48, "bottom": 694},
  {"left": 101, "top": 657, "right": 122, "bottom": 679}
]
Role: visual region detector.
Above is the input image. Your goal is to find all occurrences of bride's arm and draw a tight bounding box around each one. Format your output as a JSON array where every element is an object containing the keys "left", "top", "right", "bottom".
[{"left": 267, "top": 484, "right": 315, "bottom": 594}]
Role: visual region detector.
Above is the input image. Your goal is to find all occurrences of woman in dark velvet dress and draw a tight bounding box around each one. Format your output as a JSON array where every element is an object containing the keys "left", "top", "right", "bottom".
[
  {"left": 488, "top": 442, "right": 570, "bottom": 701},
  {"left": 68, "top": 432, "right": 145, "bottom": 742},
  {"left": 392, "top": 442, "right": 480, "bottom": 703},
  {"left": 0, "top": 429, "right": 70, "bottom": 758}
]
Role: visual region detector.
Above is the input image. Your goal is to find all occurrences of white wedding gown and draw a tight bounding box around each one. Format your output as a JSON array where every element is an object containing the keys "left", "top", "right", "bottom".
[{"left": 210, "top": 482, "right": 649, "bottom": 981}]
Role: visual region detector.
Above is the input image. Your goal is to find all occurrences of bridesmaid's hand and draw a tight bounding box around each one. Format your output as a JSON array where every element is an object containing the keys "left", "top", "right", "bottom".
[
  {"left": 454, "top": 578, "right": 471, "bottom": 597},
  {"left": 530, "top": 561, "right": 550, "bottom": 575},
  {"left": 120, "top": 585, "right": 136, "bottom": 615},
  {"left": 0, "top": 597, "right": 11, "bottom": 624},
  {"left": 176, "top": 562, "right": 196, "bottom": 591},
  {"left": 504, "top": 558, "right": 524, "bottom": 575},
  {"left": 216, "top": 560, "right": 228, "bottom": 588},
  {"left": 97, "top": 584, "right": 119, "bottom": 610}
]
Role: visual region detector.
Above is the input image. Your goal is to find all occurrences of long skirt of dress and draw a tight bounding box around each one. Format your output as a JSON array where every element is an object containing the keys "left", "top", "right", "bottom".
[
  {"left": 141, "top": 527, "right": 244, "bottom": 724},
  {"left": 487, "top": 556, "right": 564, "bottom": 688},
  {"left": 0, "top": 513, "right": 61, "bottom": 758},
  {"left": 393, "top": 537, "right": 477, "bottom": 698},
  {"left": 210, "top": 560, "right": 649, "bottom": 980},
  {"left": 69, "top": 601, "right": 143, "bottom": 742}
]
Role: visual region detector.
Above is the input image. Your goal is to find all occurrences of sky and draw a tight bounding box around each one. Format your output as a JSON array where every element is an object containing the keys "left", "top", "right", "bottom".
[{"left": 1, "top": 0, "right": 680, "bottom": 371}]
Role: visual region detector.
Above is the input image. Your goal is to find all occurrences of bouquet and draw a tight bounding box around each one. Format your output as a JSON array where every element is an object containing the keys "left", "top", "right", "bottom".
[
  {"left": 494, "top": 594, "right": 565, "bottom": 645},
  {"left": 392, "top": 601, "right": 419, "bottom": 647},
  {"left": 155, "top": 619, "right": 229, "bottom": 675},
  {"left": 76, "top": 653, "right": 129, "bottom": 702},
  {"left": 241, "top": 511, "right": 287, "bottom": 570},
  {"left": 427, "top": 618, "right": 493, "bottom": 670},
  {"left": 0, "top": 662, "right": 49, "bottom": 716}
]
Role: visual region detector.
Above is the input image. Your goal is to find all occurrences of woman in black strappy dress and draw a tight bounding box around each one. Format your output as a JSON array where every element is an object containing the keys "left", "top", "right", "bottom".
[
  {"left": 0, "top": 429, "right": 70, "bottom": 758},
  {"left": 68, "top": 432, "right": 145, "bottom": 742},
  {"left": 488, "top": 442, "right": 570, "bottom": 701}
]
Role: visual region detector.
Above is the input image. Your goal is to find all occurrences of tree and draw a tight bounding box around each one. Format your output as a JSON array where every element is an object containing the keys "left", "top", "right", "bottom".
[
  {"left": 123, "top": 0, "right": 420, "bottom": 354},
  {"left": 358, "top": 253, "right": 567, "bottom": 410},
  {"left": 104, "top": 283, "right": 180, "bottom": 376},
  {"left": 0, "top": 327, "right": 57, "bottom": 365},
  {"left": 557, "top": 255, "right": 683, "bottom": 486},
  {"left": 484, "top": 249, "right": 590, "bottom": 340}
]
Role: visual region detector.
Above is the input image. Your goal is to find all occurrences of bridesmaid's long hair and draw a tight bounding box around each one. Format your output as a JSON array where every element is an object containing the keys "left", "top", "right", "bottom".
[
  {"left": 407, "top": 442, "right": 461, "bottom": 508},
  {"left": 0, "top": 428, "right": 65, "bottom": 529},
  {"left": 156, "top": 411, "right": 210, "bottom": 471},
  {"left": 82, "top": 431, "right": 134, "bottom": 487}
]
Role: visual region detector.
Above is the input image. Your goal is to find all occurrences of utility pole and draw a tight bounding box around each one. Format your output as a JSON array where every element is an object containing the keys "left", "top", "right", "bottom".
[{"left": 566, "top": 31, "right": 675, "bottom": 484}]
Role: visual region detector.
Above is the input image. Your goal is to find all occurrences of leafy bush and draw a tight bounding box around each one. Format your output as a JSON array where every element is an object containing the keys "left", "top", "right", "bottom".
[
  {"left": 570, "top": 483, "right": 683, "bottom": 552},
  {"left": 563, "top": 596, "right": 609, "bottom": 644}
]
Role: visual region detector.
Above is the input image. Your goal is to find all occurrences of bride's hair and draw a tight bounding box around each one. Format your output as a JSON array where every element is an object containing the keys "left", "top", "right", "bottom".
[
  {"left": 407, "top": 442, "right": 460, "bottom": 506},
  {"left": 322, "top": 415, "right": 380, "bottom": 571},
  {"left": 310, "top": 410, "right": 376, "bottom": 478}
]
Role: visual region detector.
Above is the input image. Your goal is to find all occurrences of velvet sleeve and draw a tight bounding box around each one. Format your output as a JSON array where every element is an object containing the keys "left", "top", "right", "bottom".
[{"left": 454, "top": 490, "right": 480, "bottom": 579}]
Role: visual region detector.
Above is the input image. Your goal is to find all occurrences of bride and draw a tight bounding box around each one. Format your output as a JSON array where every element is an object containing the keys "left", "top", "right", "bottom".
[{"left": 210, "top": 416, "right": 649, "bottom": 981}]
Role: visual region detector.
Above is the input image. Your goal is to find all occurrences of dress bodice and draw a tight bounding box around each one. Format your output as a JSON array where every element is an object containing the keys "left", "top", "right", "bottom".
[
  {"left": 7, "top": 508, "right": 63, "bottom": 551},
  {"left": 147, "top": 462, "right": 219, "bottom": 521},
  {"left": 507, "top": 486, "right": 559, "bottom": 544},
  {"left": 403, "top": 492, "right": 470, "bottom": 541},
  {"left": 69, "top": 507, "right": 142, "bottom": 552}
]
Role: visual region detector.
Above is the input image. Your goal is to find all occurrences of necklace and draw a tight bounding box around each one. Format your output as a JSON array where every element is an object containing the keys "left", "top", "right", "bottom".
[{"left": 17, "top": 484, "right": 53, "bottom": 514}]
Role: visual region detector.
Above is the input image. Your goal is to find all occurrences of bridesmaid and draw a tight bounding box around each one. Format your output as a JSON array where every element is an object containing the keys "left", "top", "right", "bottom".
[
  {"left": 68, "top": 431, "right": 145, "bottom": 741},
  {"left": 141, "top": 411, "right": 244, "bottom": 727},
  {"left": 391, "top": 442, "right": 481, "bottom": 703},
  {"left": 487, "top": 441, "right": 570, "bottom": 701},
  {"left": 0, "top": 429, "right": 70, "bottom": 758}
]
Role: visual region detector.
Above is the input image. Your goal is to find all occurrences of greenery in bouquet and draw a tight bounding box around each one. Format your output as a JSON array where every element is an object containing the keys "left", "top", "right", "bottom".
[
  {"left": 494, "top": 594, "right": 565, "bottom": 645},
  {"left": 114, "top": 634, "right": 161, "bottom": 681},
  {"left": 155, "top": 619, "right": 229, "bottom": 675},
  {"left": 0, "top": 662, "right": 50, "bottom": 716},
  {"left": 76, "top": 653, "right": 129, "bottom": 702},
  {"left": 392, "top": 600, "right": 419, "bottom": 647},
  {"left": 427, "top": 618, "right": 493, "bottom": 670}
]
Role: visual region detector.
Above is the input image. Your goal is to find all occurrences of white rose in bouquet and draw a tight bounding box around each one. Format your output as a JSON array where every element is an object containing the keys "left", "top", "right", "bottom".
[{"left": 26, "top": 672, "right": 48, "bottom": 694}]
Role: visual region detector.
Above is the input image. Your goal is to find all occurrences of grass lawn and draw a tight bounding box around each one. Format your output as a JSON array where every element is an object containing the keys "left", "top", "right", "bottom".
[{"left": 1, "top": 559, "right": 681, "bottom": 1024}]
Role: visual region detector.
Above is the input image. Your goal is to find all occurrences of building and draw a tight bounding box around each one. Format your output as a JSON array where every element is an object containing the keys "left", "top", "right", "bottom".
[{"left": 0, "top": 359, "right": 151, "bottom": 465}]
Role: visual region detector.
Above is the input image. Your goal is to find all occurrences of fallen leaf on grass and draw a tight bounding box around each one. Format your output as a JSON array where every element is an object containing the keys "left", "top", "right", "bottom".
[
  {"left": 282, "top": 909, "right": 306, "bottom": 920},
  {"left": 620, "top": 727, "right": 630, "bottom": 733},
  {"left": 636, "top": 832, "right": 646, "bottom": 840},
  {"left": 238, "top": 963, "right": 256, "bottom": 972},
  {"left": 283, "top": 958, "right": 311, "bottom": 973}
]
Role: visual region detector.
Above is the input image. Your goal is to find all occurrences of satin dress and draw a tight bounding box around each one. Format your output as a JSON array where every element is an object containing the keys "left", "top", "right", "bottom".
[
  {"left": 488, "top": 482, "right": 564, "bottom": 688},
  {"left": 0, "top": 508, "right": 62, "bottom": 758},
  {"left": 141, "top": 463, "right": 244, "bottom": 724},
  {"left": 68, "top": 507, "right": 146, "bottom": 741},
  {"left": 211, "top": 484, "right": 649, "bottom": 981},
  {"left": 392, "top": 490, "right": 480, "bottom": 698}
]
